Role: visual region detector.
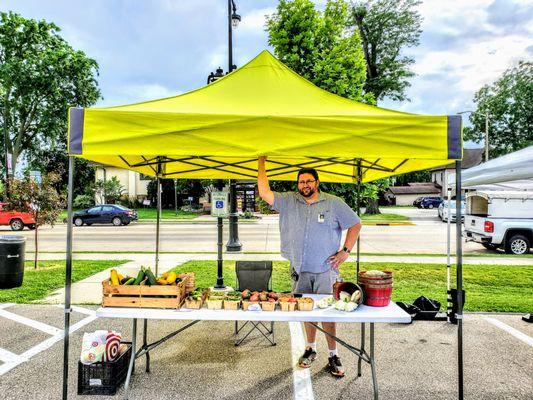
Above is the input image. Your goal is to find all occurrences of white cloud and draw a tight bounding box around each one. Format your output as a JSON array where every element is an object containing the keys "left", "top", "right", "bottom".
[{"left": 99, "top": 84, "right": 180, "bottom": 107}]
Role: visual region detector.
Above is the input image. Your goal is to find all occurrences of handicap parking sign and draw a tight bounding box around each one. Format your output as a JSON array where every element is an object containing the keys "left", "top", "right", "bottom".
[{"left": 211, "top": 192, "right": 229, "bottom": 217}]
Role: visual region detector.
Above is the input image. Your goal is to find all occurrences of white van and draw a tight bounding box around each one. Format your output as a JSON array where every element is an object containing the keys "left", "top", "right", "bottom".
[{"left": 464, "top": 190, "right": 533, "bottom": 254}]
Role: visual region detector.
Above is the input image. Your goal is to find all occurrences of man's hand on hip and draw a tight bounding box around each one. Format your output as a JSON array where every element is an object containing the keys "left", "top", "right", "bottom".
[{"left": 327, "top": 250, "right": 350, "bottom": 270}]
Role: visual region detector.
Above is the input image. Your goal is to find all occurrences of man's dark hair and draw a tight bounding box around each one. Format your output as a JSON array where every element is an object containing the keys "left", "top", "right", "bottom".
[{"left": 297, "top": 168, "right": 319, "bottom": 181}]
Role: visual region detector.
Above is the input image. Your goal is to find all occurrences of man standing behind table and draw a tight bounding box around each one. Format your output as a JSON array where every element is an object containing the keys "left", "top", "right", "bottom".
[{"left": 257, "top": 156, "right": 362, "bottom": 378}]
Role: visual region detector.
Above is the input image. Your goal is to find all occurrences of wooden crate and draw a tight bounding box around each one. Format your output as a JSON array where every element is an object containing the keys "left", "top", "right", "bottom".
[{"left": 102, "top": 278, "right": 187, "bottom": 309}]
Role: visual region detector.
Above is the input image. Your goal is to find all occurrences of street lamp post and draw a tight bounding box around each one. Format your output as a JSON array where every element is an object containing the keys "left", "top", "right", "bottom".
[
  {"left": 226, "top": 0, "right": 242, "bottom": 252},
  {"left": 458, "top": 110, "right": 490, "bottom": 162}
]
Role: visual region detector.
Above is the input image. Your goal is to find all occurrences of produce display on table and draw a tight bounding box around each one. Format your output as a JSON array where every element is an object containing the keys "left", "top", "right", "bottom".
[{"left": 102, "top": 267, "right": 190, "bottom": 309}]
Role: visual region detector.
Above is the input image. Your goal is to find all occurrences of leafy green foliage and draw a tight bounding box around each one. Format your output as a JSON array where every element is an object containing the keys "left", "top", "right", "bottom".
[
  {"left": 94, "top": 176, "right": 124, "bottom": 204},
  {"left": 147, "top": 178, "right": 209, "bottom": 209},
  {"left": 73, "top": 194, "right": 94, "bottom": 209},
  {"left": 267, "top": 0, "right": 368, "bottom": 102},
  {"left": 464, "top": 61, "right": 532, "bottom": 158},
  {"left": 0, "top": 12, "right": 100, "bottom": 176},
  {"left": 7, "top": 171, "right": 65, "bottom": 268},
  {"left": 349, "top": 0, "right": 422, "bottom": 102}
]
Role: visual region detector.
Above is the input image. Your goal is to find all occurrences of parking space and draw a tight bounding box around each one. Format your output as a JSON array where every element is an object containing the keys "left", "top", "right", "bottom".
[{"left": 0, "top": 304, "right": 531, "bottom": 399}]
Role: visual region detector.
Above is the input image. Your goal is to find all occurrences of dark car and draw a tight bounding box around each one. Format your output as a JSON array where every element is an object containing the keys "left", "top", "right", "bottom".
[
  {"left": 420, "top": 196, "right": 443, "bottom": 209},
  {"left": 413, "top": 197, "right": 424, "bottom": 207},
  {"left": 73, "top": 204, "right": 138, "bottom": 226}
]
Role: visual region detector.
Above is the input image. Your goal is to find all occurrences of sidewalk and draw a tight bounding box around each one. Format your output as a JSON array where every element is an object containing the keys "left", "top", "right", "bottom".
[{"left": 41, "top": 251, "right": 533, "bottom": 304}]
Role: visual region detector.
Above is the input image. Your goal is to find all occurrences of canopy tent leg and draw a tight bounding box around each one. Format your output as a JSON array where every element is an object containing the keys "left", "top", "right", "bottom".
[
  {"left": 62, "top": 156, "right": 75, "bottom": 400},
  {"left": 356, "top": 160, "right": 362, "bottom": 282},
  {"left": 155, "top": 162, "right": 162, "bottom": 275},
  {"left": 456, "top": 160, "right": 464, "bottom": 399}
]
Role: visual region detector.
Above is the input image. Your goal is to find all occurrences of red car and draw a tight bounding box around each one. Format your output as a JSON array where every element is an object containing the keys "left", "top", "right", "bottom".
[{"left": 0, "top": 203, "right": 36, "bottom": 230}]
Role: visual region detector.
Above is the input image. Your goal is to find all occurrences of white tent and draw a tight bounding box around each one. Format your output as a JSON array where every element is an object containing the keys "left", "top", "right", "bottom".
[{"left": 449, "top": 145, "right": 533, "bottom": 187}]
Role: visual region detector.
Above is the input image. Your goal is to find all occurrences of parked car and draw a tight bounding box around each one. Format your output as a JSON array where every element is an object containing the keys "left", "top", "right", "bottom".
[
  {"left": 0, "top": 203, "right": 36, "bottom": 231},
  {"left": 73, "top": 204, "right": 138, "bottom": 226},
  {"left": 412, "top": 197, "right": 424, "bottom": 207},
  {"left": 464, "top": 190, "right": 533, "bottom": 255},
  {"left": 419, "top": 197, "right": 443, "bottom": 209},
  {"left": 438, "top": 200, "right": 465, "bottom": 222}
]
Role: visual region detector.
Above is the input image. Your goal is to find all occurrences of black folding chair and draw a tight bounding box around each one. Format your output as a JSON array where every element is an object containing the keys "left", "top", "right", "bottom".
[{"left": 234, "top": 261, "right": 276, "bottom": 346}]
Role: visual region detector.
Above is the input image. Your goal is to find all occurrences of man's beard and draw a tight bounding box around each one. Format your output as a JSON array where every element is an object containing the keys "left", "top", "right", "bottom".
[{"left": 298, "top": 187, "right": 316, "bottom": 198}]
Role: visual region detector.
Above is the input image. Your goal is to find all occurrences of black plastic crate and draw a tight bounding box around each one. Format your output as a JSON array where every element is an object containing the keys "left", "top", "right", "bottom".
[{"left": 77, "top": 342, "right": 133, "bottom": 396}]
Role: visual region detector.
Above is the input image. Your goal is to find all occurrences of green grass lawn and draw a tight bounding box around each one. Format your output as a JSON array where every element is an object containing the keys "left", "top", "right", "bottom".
[
  {"left": 171, "top": 261, "right": 533, "bottom": 313},
  {"left": 360, "top": 213, "right": 409, "bottom": 222},
  {"left": 0, "top": 260, "right": 127, "bottom": 303}
]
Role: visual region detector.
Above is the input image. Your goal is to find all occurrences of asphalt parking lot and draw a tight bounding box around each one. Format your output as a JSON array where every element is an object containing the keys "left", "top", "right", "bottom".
[{"left": 0, "top": 304, "right": 531, "bottom": 399}]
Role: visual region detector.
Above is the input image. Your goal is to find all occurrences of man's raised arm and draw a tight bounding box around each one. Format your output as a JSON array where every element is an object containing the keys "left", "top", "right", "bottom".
[{"left": 258, "top": 156, "right": 274, "bottom": 206}]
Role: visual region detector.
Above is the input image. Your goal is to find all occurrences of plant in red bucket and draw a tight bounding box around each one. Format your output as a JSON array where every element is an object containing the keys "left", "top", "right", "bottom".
[{"left": 358, "top": 270, "right": 393, "bottom": 307}]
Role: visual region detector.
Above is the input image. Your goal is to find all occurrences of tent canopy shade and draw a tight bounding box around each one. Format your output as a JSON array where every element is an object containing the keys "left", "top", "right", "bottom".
[
  {"left": 448, "top": 145, "right": 533, "bottom": 188},
  {"left": 68, "top": 50, "right": 462, "bottom": 183}
]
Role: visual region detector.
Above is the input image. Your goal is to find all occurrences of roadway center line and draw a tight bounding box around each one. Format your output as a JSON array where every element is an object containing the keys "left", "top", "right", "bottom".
[
  {"left": 484, "top": 317, "right": 533, "bottom": 347},
  {"left": 0, "top": 309, "right": 61, "bottom": 336},
  {"left": 289, "top": 322, "right": 314, "bottom": 400}
]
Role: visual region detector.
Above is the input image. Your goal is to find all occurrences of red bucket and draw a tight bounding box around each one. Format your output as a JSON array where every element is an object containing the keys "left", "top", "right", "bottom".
[{"left": 358, "top": 270, "right": 393, "bottom": 307}]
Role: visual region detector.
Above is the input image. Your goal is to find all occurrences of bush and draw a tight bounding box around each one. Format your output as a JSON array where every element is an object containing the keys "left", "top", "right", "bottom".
[
  {"left": 256, "top": 197, "right": 274, "bottom": 214},
  {"left": 119, "top": 196, "right": 140, "bottom": 209},
  {"left": 73, "top": 194, "right": 94, "bottom": 209}
]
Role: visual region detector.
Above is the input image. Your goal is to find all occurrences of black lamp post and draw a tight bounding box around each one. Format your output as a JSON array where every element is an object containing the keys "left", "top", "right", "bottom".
[
  {"left": 206, "top": 1, "right": 243, "bottom": 289},
  {"left": 225, "top": 0, "right": 242, "bottom": 252}
]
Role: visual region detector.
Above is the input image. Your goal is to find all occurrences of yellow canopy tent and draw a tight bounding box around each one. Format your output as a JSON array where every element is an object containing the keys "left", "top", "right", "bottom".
[
  {"left": 63, "top": 51, "right": 466, "bottom": 400},
  {"left": 68, "top": 50, "right": 462, "bottom": 182}
]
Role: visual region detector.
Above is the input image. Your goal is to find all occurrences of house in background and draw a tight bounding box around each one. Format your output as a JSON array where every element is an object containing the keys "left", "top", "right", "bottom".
[
  {"left": 431, "top": 148, "right": 484, "bottom": 197},
  {"left": 93, "top": 164, "right": 151, "bottom": 204},
  {"left": 385, "top": 182, "right": 441, "bottom": 205}
]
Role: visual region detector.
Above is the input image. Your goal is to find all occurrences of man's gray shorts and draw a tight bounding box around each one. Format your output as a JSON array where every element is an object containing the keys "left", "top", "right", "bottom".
[{"left": 292, "top": 268, "right": 338, "bottom": 294}]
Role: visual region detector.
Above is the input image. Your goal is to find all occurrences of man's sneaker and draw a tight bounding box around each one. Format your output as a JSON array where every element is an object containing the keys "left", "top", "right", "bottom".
[
  {"left": 298, "top": 348, "right": 317, "bottom": 368},
  {"left": 326, "top": 355, "right": 345, "bottom": 378}
]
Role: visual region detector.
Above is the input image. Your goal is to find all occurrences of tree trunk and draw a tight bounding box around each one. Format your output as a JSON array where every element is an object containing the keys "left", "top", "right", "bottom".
[
  {"left": 34, "top": 225, "right": 38, "bottom": 269},
  {"left": 364, "top": 198, "right": 381, "bottom": 215}
]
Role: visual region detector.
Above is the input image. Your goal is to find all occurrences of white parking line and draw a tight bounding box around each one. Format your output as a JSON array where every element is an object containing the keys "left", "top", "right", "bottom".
[
  {"left": 289, "top": 322, "right": 314, "bottom": 400},
  {"left": 0, "top": 309, "right": 61, "bottom": 335},
  {"left": 0, "top": 347, "right": 27, "bottom": 363},
  {"left": 0, "top": 303, "right": 14, "bottom": 309},
  {"left": 0, "top": 305, "right": 97, "bottom": 376},
  {"left": 484, "top": 317, "right": 533, "bottom": 347}
]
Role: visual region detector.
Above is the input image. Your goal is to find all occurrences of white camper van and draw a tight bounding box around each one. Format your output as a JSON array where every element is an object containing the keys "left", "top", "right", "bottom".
[{"left": 464, "top": 190, "right": 533, "bottom": 255}]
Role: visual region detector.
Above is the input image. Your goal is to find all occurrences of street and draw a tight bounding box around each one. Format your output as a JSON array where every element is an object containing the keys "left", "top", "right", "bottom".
[{"left": 5, "top": 213, "right": 493, "bottom": 255}]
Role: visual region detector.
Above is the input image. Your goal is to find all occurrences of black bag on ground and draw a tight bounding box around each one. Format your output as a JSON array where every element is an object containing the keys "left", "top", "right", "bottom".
[
  {"left": 412, "top": 296, "right": 441, "bottom": 320},
  {"left": 396, "top": 301, "right": 420, "bottom": 319}
]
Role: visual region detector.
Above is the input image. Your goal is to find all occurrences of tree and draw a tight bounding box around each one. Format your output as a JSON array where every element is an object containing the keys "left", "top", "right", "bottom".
[
  {"left": 267, "top": 0, "right": 369, "bottom": 102},
  {"left": 7, "top": 172, "right": 64, "bottom": 269},
  {"left": 147, "top": 179, "right": 210, "bottom": 209},
  {"left": 267, "top": 0, "right": 390, "bottom": 214},
  {"left": 464, "top": 61, "right": 532, "bottom": 158},
  {"left": 0, "top": 12, "right": 100, "bottom": 181},
  {"left": 349, "top": 0, "right": 422, "bottom": 102},
  {"left": 94, "top": 176, "right": 124, "bottom": 204}
]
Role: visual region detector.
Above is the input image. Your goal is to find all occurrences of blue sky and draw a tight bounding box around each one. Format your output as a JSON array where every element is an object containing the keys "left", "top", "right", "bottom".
[{"left": 2, "top": 0, "right": 532, "bottom": 127}]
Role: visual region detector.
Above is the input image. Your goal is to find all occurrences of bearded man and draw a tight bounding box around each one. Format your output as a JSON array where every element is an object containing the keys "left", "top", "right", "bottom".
[{"left": 257, "top": 156, "right": 361, "bottom": 377}]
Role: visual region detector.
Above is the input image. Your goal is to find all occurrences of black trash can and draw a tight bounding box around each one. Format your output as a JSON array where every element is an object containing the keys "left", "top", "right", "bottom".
[{"left": 0, "top": 235, "right": 26, "bottom": 289}]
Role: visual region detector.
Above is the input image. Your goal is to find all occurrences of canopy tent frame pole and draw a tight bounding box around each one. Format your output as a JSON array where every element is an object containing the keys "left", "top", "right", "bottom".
[
  {"left": 356, "top": 159, "right": 362, "bottom": 282},
  {"left": 155, "top": 160, "right": 162, "bottom": 275},
  {"left": 456, "top": 161, "right": 464, "bottom": 399},
  {"left": 62, "top": 156, "right": 75, "bottom": 400}
]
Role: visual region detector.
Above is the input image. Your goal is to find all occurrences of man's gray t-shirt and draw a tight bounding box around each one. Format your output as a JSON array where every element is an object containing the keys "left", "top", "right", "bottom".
[{"left": 272, "top": 192, "right": 360, "bottom": 274}]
